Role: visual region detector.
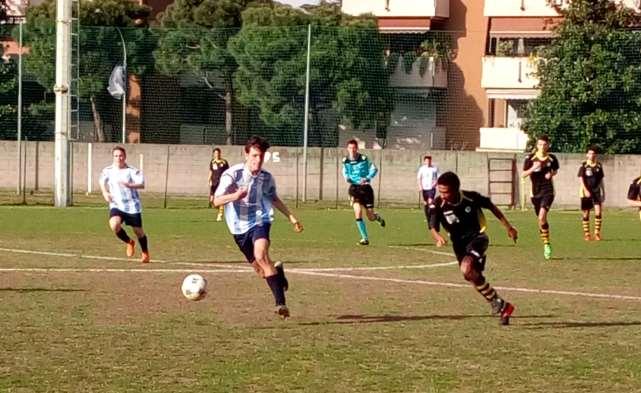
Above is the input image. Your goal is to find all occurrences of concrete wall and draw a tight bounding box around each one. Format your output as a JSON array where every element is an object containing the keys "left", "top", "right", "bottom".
[{"left": 2, "top": 141, "right": 640, "bottom": 208}]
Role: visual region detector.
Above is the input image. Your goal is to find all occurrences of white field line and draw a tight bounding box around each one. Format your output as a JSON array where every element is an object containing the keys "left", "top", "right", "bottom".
[
  {"left": 387, "top": 245, "right": 455, "bottom": 257},
  {"left": 0, "top": 247, "right": 455, "bottom": 272},
  {"left": 0, "top": 267, "right": 248, "bottom": 274},
  {"left": 2, "top": 247, "right": 641, "bottom": 302}
]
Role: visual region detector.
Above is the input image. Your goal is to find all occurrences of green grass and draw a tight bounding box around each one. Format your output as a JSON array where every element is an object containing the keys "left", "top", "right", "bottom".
[{"left": 1, "top": 202, "right": 641, "bottom": 392}]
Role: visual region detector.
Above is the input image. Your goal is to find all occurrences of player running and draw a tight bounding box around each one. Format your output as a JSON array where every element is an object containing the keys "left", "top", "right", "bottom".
[
  {"left": 208, "top": 147, "right": 229, "bottom": 221},
  {"left": 429, "top": 172, "right": 518, "bottom": 326},
  {"left": 522, "top": 135, "right": 559, "bottom": 260},
  {"left": 342, "top": 139, "right": 386, "bottom": 245},
  {"left": 214, "top": 136, "right": 303, "bottom": 319},
  {"left": 100, "top": 146, "right": 150, "bottom": 263}
]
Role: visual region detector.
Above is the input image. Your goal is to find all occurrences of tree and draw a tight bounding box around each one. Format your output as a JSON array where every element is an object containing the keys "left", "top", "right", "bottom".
[
  {"left": 20, "top": 0, "right": 154, "bottom": 142},
  {"left": 155, "top": 0, "right": 270, "bottom": 145},
  {"left": 229, "top": 2, "right": 393, "bottom": 146},
  {"left": 523, "top": 0, "right": 641, "bottom": 153}
]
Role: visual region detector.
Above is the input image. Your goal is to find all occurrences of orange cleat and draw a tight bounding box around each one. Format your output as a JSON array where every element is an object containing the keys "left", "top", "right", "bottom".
[
  {"left": 583, "top": 233, "right": 591, "bottom": 241},
  {"left": 141, "top": 251, "right": 150, "bottom": 263},
  {"left": 594, "top": 233, "right": 602, "bottom": 241},
  {"left": 126, "top": 239, "right": 136, "bottom": 257}
]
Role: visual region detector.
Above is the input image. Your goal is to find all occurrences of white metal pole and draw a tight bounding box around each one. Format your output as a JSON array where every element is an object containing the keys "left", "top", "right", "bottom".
[
  {"left": 86, "top": 142, "right": 92, "bottom": 194},
  {"left": 16, "top": 22, "right": 23, "bottom": 195},
  {"left": 116, "top": 28, "right": 127, "bottom": 144},
  {"left": 302, "top": 24, "right": 311, "bottom": 202},
  {"left": 54, "top": 0, "right": 72, "bottom": 207},
  {"left": 139, "top": 153, "right": 143, "bottom": 174}
]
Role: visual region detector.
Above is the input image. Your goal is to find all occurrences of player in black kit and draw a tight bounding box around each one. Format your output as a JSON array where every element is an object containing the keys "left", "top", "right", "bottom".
[
  {"left": 577, "top": 146, "right": 604, "bottom": 241},
  {"left": 429, "top": 172, "right": 518, "bottom": 326}
]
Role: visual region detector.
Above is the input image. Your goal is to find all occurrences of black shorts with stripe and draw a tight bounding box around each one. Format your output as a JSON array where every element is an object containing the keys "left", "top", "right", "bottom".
[{"left": 452, "top": 233, "right": 489, "bottom": 272}]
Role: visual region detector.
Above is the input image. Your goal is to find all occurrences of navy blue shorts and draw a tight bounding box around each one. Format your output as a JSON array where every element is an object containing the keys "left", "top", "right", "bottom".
[
  {"left": 109, "top": 208, "right": 143, "bottom": 227},
  {"left": 422, "top": 189, "right": 436, "bottom": 202},
  {"left": 233, "top": 224, "right": 271, "bottom": 263}
]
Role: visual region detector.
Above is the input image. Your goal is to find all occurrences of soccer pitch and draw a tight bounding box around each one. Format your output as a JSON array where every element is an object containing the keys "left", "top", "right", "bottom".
[{"left": 1, "top": 204, "right": 641, "bottom": 392}]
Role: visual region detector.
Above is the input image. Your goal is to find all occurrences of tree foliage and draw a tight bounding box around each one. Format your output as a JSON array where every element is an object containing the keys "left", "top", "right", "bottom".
[
  {"left": 229, "top": 1, "right": 393, "bottom": 146},
  {"left": 20, "top": 0, "right": 154, "bottom": 141},
  {"left": 523, "top": 0, "right": 641, "bottom": 153}
]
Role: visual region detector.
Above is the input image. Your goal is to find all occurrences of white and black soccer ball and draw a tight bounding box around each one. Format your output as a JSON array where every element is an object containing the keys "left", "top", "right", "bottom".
[{"left": 181, "top": 274, "right": 207, "bottom": 301}]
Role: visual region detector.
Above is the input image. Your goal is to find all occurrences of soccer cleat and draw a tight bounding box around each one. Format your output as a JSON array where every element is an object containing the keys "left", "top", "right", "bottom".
[
  {"left": 275, "top": 304, "right": 290, "bottom": 319},
  {"left": 141, "top": 251, "right": 150, "bottom": 263},
  {"left": 543, "top": 244, "right": 552, "bottom": 260},
  {"left": 594, "top": 233, "right": 602, "bottom": 241},
  {"left": 359, "top": 239, "right": 369, "bottom": 246},
  {"left": 500, "top": 302, "right": 515, "bottom": 326},
  {"left": 378, "top": 216, "right": 386, "bottom": 228},
  {"left": 490, "top": 297, "right": 505, "bottom": 316},
  {"left": 274, "top": 261, "right": 289, "bottom": 292},
  {"left": 583, "top": 233, "right": 591, "bottom": 241},
  {"left": 126, "top": 239, "right": 136, "bottom": 257}
]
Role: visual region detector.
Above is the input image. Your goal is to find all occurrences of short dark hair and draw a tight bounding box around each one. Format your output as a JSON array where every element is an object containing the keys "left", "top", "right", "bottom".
[
  {"left": 213, "top": 147, "right": 221, "bottom": 154},
  {"left": 437, "top": 171, "right": 460, "bottom": 192},
  {"left": 587, "top": 145, "right": 599, "bottom": 154},
  {"left": 423, "top": 155, "right": 432, "bottom": 160},
  {"left": 537, "top": 135, "right": 550, "bottom": 143},
  {"left": 112, "top": 146, "right": 126, "bottom": 156},
  {"left": 346, "top": 139, "right": 358, "bottom": 147},
  {"left": 245, "top": 136, "right": 270, "bottom": 154}
]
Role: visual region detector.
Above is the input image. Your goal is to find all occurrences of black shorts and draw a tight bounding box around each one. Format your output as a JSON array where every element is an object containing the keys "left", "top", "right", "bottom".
[
  {"left": 109, "top": 208, "right": 143, "bottom": 227},
  {"left": 580, "top": 191, "right": 603, "bottom": 210},
  {"left": 422, "top": 189, "right": 436, "bottom": 203},
  {"left": 452, "top": 233, "right": 489, "bottom": 272},
  {"left": 531, "top": 194, "right": 554, "bottom": 216},
  {"left": 349, "top": 184, "right": 375, "bottom": 209},
  {"left": 209, "top": 181, "right": 220, "bottom": 196},
  {"left": 233, "top": 224, "right": 271, "bottom": 263}
]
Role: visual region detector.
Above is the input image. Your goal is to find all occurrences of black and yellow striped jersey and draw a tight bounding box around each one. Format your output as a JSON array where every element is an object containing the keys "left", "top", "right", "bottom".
[
  {"left": 577, "top": 161, "right": 604, "bottom": 197},
  {"left": 430, "top": 191, "right": 492, "bottom": 244}
]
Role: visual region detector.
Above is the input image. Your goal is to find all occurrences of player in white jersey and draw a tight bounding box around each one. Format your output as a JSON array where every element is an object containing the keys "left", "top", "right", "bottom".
[
  {"left": 214, "top": 136, "right": 303, "bottom": 319},
  {"left": 100, "top": 146, "right": 150, "bottom": 263},
  {"left": 417, "top": 155, "right": 439, "bottom": 227}
]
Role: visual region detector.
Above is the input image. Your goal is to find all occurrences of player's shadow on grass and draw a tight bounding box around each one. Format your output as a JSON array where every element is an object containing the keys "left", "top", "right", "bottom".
[
  {"left": 521, "top": 320, "right": 641, "bottom": 329},
  {"left": 0, "top": 287, "right": 87, "bottom": 293},
  {"left": 299, "top": 313, "right": 554, "bottom": 326},
  {"left": 584, "top": 257, "right": 640, "bottom": 261}
]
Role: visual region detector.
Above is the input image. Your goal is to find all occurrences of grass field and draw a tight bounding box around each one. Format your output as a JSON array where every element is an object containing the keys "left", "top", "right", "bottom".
[{"left": 1, "top": 199, "right": 641, "bottom": 392}]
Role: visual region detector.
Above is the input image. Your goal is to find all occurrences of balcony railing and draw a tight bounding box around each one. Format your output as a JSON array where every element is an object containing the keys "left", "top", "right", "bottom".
[
  {"left": 479, "top": 127, "right": 528, "bottom": 151},
  {"left": 389, "top": 55, "right": 447, "bottom": 89},
  {"left": 481, "top": 56, "right": 539, "bottom": 90},
  {"left": 342, "top": 0, "right": 449, "bottom": 18},
  {"left": 484, "top": 0, "right": 564, "bottom": 17}
]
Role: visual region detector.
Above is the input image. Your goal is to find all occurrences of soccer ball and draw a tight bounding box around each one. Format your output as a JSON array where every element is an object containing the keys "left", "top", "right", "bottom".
[{"left": 181, "top": 274, "right": 207, "bottom": 301}]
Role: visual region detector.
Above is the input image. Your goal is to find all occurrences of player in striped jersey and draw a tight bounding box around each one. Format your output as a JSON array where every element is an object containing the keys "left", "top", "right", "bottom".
[
  {"left": 100, "top": 146, "right": 150, "bottom": 263},
  {"left": 214, "top": 136, "right": 303, "bottom": 319}
]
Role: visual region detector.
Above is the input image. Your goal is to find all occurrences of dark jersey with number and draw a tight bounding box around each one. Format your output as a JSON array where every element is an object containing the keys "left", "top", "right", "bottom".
[
  {"left": 577, "top": 161, "right": 604, "bottom": 196},
  {"left": 430, "top": 191, "right": 492, "bottom": 245},
  {"left": 523, "top": 153, "right": 559, "bottom": 198},
  {"left": 209, "top": 158, "right": 229, "bottom": 186}
]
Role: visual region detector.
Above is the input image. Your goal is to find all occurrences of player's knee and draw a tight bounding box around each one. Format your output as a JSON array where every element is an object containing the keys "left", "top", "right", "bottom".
[
  {"left": 460, "top": 258, "right": 475, "bottom": 281},
  {"left": 109, "top": 221, "right": 121, "bottom": 232}
]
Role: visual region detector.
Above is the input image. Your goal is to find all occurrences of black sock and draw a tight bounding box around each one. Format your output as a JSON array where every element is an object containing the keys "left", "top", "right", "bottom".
[
  {"left": 116, "top": 229, "right": 131, "bottom": 243},
  {"left": 423, "top": 205, "right": 431, "bottom": 227},
  {"left": 266, "top": 275, "right": 286, "bottom": 306},
  {"left": 138, "top": 236, "right": 148, "bottom": 252}
]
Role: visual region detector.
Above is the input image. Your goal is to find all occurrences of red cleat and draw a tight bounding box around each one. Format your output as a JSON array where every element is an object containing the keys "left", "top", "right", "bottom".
[{"left": 500, "top": 302, "right": 515, "bottom": 326}]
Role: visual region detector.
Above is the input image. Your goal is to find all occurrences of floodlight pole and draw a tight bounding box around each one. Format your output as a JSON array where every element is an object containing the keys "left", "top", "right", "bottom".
[
  {"left": 302, "top": 24, "right": 311, "bottom": 202},
  {"left": 116, "top": 27, "right": 127, "bottom": 144},
  {"left": 54, "top": 0, "right": 72, "bottom": 207}
]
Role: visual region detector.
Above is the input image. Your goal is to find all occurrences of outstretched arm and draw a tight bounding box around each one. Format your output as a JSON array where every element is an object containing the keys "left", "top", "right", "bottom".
[
  {"left": 487, "top": 202, "right": 518, "bottom": 243},
  {"left": 273, "top": 196, "right": 303, "bottom": 232}
]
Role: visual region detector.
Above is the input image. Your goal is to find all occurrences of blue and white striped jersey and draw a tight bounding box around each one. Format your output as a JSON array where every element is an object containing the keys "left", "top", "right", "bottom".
[
  {"left": 215, "top": 163, "right": 277, "bottom": 235},
  {"left": 100, "top": 164, "right": 144, "bottom": 214}
]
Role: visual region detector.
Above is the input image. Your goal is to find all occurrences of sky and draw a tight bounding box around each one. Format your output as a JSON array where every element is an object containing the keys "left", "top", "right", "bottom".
[{"left": 277, "top": 0, "right": 321, "bottom": 7}]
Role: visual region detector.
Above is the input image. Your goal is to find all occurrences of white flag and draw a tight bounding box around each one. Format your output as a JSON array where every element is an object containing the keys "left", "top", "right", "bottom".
[{"left": 107, "top": 64, "right": 126, "bottom": 99}]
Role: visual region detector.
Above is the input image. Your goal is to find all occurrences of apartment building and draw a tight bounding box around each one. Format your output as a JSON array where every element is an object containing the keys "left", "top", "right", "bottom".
[{"left": 342, "top": 0, "right": 639, "bottom": 151}]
